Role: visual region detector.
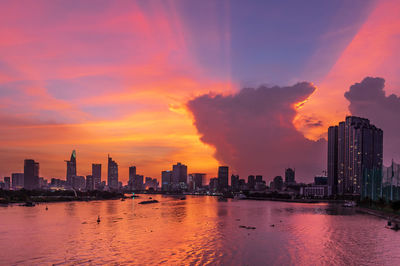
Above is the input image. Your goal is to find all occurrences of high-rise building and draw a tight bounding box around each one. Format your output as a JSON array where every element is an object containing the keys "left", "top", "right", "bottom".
[
  {"left": 66, "top": 150, "right": 77, "bottom": 186},
  {"left": 107, "top": 155, "right": 119, "bottom": 190},
  {"left": 129, "top": 166, "right": 136, "bottom": 190},
  {"left": 271, "top": 176, "right": 283, "bottom": 191},
  {"left": 191, "top": 173, "right": 205, "bottom": 191},
  {"left": 209, "top": 177, "right": 219, "bottom": 192},
  {"left": 218, "top": 166, "right": 229, "bottom": 191},
  {"left": 285, "top": 168, "right": 295, "bottom": 185},
  {"left": 162, "top": 170, "right": 172, "bottom": 191},
  {"left": 12, "top": 173, "right": 24, "bottom": 190},
  {"left": 92, "top": 164, "right": 101, "bottom": 190},
  {"left": 327, "top": 116, "right": 383, "bottom": 197},
  {"left": 231, "top": 174, "right": 239, "bottom": 192},
  {"left": 248, "top": 175, "right": 255, "bottom": 190},
  {"left": 134, "top": 174, "right": 144, "bottom": 190},
  {"left": 86, "top": 175, "right": 94, "bottom": 191},
  {"left": 328, "top": 125, "right": 338, "bottom": 195},
  {"left": 255, "top": 175, "right": 263, "bottom": 183},
  {"left": 172, "top": 162, "right": 187, "bottom": 190},
  {"left": 24, "top": 159, "right": 39, "bottom": 190}
]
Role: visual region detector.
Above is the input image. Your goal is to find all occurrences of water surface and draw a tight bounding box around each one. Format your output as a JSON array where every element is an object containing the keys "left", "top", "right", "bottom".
[{"left": 1, "top": 195, "right": 399, "bottom": 265}]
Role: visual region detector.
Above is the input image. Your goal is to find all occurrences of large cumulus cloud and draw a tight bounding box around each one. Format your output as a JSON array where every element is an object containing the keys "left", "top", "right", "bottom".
[
  {"left": 187, "top": 83, "right": 326, "bottom": 182},
  {"left": 345, "top": 77, "right": 400, "bottom": 163}
]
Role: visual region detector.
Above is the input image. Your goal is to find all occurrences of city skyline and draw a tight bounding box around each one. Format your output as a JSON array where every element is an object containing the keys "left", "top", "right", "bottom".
[{"left": 1, "top": 1, "right": 400, "bottom": 182}]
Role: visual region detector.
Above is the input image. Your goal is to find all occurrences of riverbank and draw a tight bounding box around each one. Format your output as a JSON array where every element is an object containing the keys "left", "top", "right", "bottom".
[
  {"left": 244, "top": 196, "right": 346, "bottom": 204},
  {"left": 356, "top": 207, "right": 400, "bottom": 223}
]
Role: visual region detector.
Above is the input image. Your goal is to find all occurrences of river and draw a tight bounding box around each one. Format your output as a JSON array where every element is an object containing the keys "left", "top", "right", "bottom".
[{"left": 0, "top": 195, "right": 399, "bottom": 265}]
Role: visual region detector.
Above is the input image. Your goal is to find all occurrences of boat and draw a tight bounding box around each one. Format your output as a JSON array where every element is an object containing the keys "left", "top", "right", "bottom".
[
  {"left": 97, "top": 216, "right": 101, "bottom": 223},
  {"left": 342, "top": 201, "right": 356, "bottom": 207},
  {"left": 139, "top": 200, "right": 159, "bottom": 205},
  {"left": 121, "top": 198, "right": 125, "bottom": 201},
  {"left": 45, "top": 206, "right": 48, "bottom": 210},
  {"left": 180, "top": 197, "right": 186, "bottom": 200},
  {"left": 234, "top": 194, "right": 247, "bottom": 200}
]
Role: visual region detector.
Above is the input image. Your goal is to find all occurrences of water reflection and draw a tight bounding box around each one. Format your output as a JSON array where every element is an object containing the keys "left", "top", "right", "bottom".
[{"left": 1, "top": 196, "right": 400, "bottom": 265}]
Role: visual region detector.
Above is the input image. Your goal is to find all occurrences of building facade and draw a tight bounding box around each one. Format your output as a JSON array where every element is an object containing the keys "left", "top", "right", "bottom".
[
  {"left": 107, "top": 155, "right": 119, "bottom": 190},
  {"left": 92, "top": 163, "right": 101, "bottom": 190},
  {"left": 24, "top": 159, "right": 39, "bottom": 190},
  {"left": 66, "top": 150, "right": 77, "bottom": 186},
  {"left": 327, "top": 116, "right": 383, "bottom": 198}
]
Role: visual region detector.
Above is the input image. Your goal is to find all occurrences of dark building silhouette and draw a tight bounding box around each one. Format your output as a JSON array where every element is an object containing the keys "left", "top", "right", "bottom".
[
  {"left": 285, "top": 168, "right": 295, "bottom": 185},
  {"left": 328, "top": 125, "right": 339, "bottom": 195},
  {"left": 24, "top": 159, "right": 39, "bottom": 190},
  {"left": 218, "top": 166, "right": 229, "bottom": 191},
  {"left": 92, "top": 163, "right": 101, "bottom": 190},
  {"left": 248, "top": 175, "right": 255, "bottom": 190},
  {"left": 255, "top": 175, "right": 263, "bottom": 183},
  {"left": 86, "top": 175, "right": 94, "bottom": 191},
  {"left": 107, "top": 155, "right": 119, "bottom": 190},
  {"left": 161, "top": 170, "right": 172, "bottom": 191},
  {"left": 209, "top": 177, "right": 218, "bottom": 192},
  {"left": 328, "top": 116, "right": 383, "bottom": 196},
  {"left": 3, "top": 177, "right": 10, "bottom": 190},
  {"left": 190, "top": 173, "right": 205, "bottom": 191},
  {"left": 12, "top": 173, "right": 24, "bottom": 190},
  {"left": 172, "top": 162, "right": 187, "bottom": 190},
  {"left": 129, "top": 166, "right": 136, "bottom": 190},
  {"left": 271, "top": 176, "right": 283, "bottom": 191},
  {"left": 315, "top": 176, "right": 328, "bottom": 185},
  {"left": 66, "top": 150, "right": 77, "bottom": 186},
  {"left": 134, "top": 175, "right": 144, "bottom": 190},
  {"left": 231, "top": 174, "right": 240, "bottom": 192}
]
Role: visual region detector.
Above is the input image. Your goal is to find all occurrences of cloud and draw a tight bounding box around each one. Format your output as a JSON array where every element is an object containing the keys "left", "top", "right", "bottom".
[
  {"left": 345, "top": 77, "right": 400, "bottom": 164},
  {"left": 187, "top": 82, "right": 327, "bottom": 182}
]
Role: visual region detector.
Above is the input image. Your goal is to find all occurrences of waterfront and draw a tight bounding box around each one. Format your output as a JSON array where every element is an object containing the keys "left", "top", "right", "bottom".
[{"left": 1, "top": 195, "right": 400, "bottom": 265}]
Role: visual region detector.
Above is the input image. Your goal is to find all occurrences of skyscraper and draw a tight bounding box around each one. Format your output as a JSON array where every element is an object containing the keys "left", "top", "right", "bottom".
[
  {"left": 66, "top": 150, "right": 77, "bottom": 186},
  {"left": 107, "top": 155, "right": 119, "bottom": 190},
  {"left": 231, "top": 174, "right": 239, "bottom": 192},
  {"left": 218, "top": 166, "right": 229, "bottom": 191},
  {"left": 92, "top": 163, "right": 101, "bottom": 190},
  {"left": 162, "top": 170, "right": 172, "bottom": 191},
  {"left": 172, "top": 162, "right": 187, "bottom": 190},
  {"left": 86, "top": 175, "right": 94, "bottom": 191},
  {"left": 129, "top": 166, "right": 136, "bottom": 190},
  {"left": 328, "top": 126, "right": 338, "bottom": 195},
  {"left": 327, "top": 116, "right": 383, "bottom": 197},
  {"left": 247, "top": 175, "right": 255, "bottom": 190},
  {"left": 285, "top": 168, "right": 295, "bottom": 185},
  {"left": 24, "top": 159, "right": 39, "bottom": 190}
]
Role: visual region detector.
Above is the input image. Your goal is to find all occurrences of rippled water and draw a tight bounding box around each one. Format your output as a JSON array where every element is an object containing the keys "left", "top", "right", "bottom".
[{"left": 1, "top": 195, "right": 399, "bottom": 265}]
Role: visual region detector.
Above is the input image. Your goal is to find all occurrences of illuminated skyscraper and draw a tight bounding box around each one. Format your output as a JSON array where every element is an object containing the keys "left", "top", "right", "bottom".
[
  {"left": 328, "top": 116, "right": 383, "bottom": 196},
  {"left": 107, "top": 155, "right": 119, "bottom": 190},
  {"left": 66, "top": 150, "right": 77, "bottom": 186}
]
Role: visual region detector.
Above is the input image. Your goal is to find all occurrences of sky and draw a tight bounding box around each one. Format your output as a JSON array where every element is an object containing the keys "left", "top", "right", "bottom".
[{"left": 1, "top": 0, "right": 400, "bottom": 183}]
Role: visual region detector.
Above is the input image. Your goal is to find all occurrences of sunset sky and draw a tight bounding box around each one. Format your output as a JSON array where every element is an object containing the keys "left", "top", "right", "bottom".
[{"left": 1, "top": 0, "right": 400, "bottom": 183}]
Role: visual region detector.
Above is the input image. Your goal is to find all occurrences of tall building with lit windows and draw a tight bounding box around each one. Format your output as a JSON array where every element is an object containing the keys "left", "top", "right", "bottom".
[{"left": 328, "top": 116, "right": 383, "bottom": 197}]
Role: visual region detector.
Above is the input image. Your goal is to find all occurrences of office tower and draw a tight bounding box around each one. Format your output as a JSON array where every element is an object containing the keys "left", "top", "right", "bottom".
[
  {"left": 3, "top": 177, "right": 10, "bottom": 190},
  {"left": 248, "top": 175, "right": 255, "bottom": 190},
  {"left": 218, "top": 166, "right": 229, "bottom": 191},
  {"left": 192, "top": 173, "right": 205, "bottom": 191},
  {"left": 172, "top": 162, "right": 187, "bottom": 190},
  {"left": 107, "top": 155, "right": 119, "bottom": 190},
  {"left": 255, "top": 175, "right": 263, "bottom": 183},
  {"left": 92, "top": 164, "right": 101, "bottom": 190},
  {"left": 144, "top": 177, "right": 158, "bottom": 190},
  {"left": 238, "top": 179, "right": 247, "bottom": 191},
  {"left": 231, "top": 174, "right": 239, "bottom": 192},
  {"left": 129, "top": 166, "right": 136, "bottom": 190},
  {"left": 24, "top": 159, "right": 39, "bottom": 190},
  {"left": 209, "top": 177, "right": 219, "bottom": 192},
  {"left": 73, "top": 176, "right": 86, "bottom": 190},
  {"left": 66, "top": 150, "right": 77, "bottom": 186},
  {"left": 134, "top": 175, "right": 144, "bottom": 190},
  {"left": 328, "top": 125, "right": 339, "bottom": 195},
  {"left": 162, "top": 170, "right": 172, "bottom": 191},
  {"left": 285, "top": 168, "right": 295, "bottom": 185},
  {"left": 327, "top": 116, "right": 383, "bottom": 197},
  {"left": 271, "top": 176, "right": 283, "bottom": 191},
  {"left": 86, "top": 175, "right": 94, "bottom": 191},
  {"left": 12, "top": 173, "right": 24, "bottom": 190}
]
